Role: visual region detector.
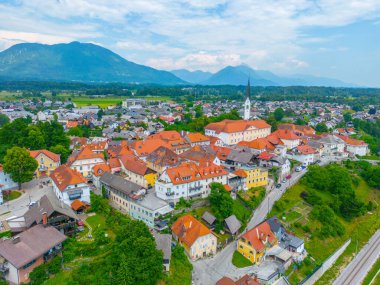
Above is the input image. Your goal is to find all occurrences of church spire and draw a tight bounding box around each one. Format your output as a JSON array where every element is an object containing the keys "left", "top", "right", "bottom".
[{"left": 246, "top": 78, "right": 251, "bottom": 100}]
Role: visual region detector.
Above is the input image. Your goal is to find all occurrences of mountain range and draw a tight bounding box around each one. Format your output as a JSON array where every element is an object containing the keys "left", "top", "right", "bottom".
[{"left": 0, "top": 42, "right": 354, "bottom": 87}]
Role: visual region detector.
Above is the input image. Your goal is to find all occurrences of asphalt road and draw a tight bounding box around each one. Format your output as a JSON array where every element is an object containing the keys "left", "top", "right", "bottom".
[
  {"left": 0, "top": 178, "right": 50, "bottom": 220},
  {"left": 333, "top": 230, "right": 380, "bottom": 285}
]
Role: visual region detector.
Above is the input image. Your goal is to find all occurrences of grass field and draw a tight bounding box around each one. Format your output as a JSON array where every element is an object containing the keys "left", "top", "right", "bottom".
[
  {"left": 3, "top": 190, "right": 22, "bottom": 202},
  {"left": 72, "top": 97, "right": 123, "bottom": 108},
  {"left": 232, "top": 251, "right": 252, "bottom": 268},
  {"left": 362, "top": 257, "right": 380, "bottom": 285}
]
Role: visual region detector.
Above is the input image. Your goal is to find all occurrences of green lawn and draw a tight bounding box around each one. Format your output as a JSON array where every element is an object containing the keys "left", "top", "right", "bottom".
[
  {"left": 232, "top": 199, "right": 251, "bottom": 228},
  {"left": 165, "top": 245, "right": 192, "bottom": 285},
  {"left": 86, "top": 214, "right": 106, "bottom": 230},
  {"left": 232, "top": 251, "right": 252, "bottom": 268},
  {"left": 362, "top": 257, "right": 380, "bottom": 285},
  {"left": 72, "top": 97, "right": 122, "bottom": 108},
  {"left": 3, "top": 191, "right": 22, "bottom": 202}
]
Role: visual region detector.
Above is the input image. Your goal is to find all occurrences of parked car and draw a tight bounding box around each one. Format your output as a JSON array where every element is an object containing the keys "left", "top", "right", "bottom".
[
  {"left": 286, "top": 175, "right": 292, "bottom": 180},
  {"left": 276, "top": 183, "right": 282, "bottom": 188},
  {"left": 295, "top": 166, "right": 302, "bottom": 172}
]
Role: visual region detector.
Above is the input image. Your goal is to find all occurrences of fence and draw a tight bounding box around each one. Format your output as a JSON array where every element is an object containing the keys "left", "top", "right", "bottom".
[{"left": 298, "top": 239, "right": 351, "bottom": 285}]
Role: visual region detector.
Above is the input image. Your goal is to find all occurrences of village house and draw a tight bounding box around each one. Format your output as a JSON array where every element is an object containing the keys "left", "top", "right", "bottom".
[
  {"left": 91, "top": 163, "right": 111, "bottom": 189},
  {"left": 237, "top": 221, "right": 277, "bottom": 264},
  {"left": 145, "top": 146, "right": 182, "bottom": 175},
  {"left": 184, "top": 132, "right": 211, "bottom": 147},
  {"left": 29, "top": 149, "right": 61, "bottom": 177},
  {"left": 205, "top": 119, "right": 271, "bottom": 146},
  {"left": 100, "top": 173, "right": 171, "bottom": 228},
  {"left": 0, "top": 164, "right": 18, "bottom": 204},
  {"left": 237, "top": 165, "right": 268, "bottom": 189},
  {"left": 171, "top": 215, "right": 217, "bottom": 260},
  {"left": 287, "top": 145, "right": 318, "bottom": 166},
  {"left": 336, "top": 135, "right": 369, "bottom": 156},
  {"left": 119, "top": 154, "right": 157, "bottom": 188},
  {"left": 268, "top": 129, "right": 301, "bottom": 149},
  {"left": 67, "top": 145, "right": 106, "bottom": 179},
  {"left": 50, "top": 165, "right": 91, "bottom": 207},
  {"left": 0, "top": 225, "right": 67, "bottom": 284},
  {"left": 155, "top": 162, "right": 228, "bottom": 203}
]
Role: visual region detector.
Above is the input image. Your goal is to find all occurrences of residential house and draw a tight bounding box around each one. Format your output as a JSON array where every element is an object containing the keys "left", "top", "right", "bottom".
[
  {"left": 184, "top": 132, "right": 211, "bottom": 147},
  {"left": 237, "top": 221, "right": 277, "bottom": 264},
  {"left": 0, "top": 225, "right": 66, "bottom": 284},
  {"left": 268, "top": 130, "right": 300, "bottom": 150},
  {"left": 336, "top": 135, "right": 369, "bottom": 156},
  {"left": 145, "top": 146, "right": 182, "bottom": 175},
  {"left": 171, "top": 215, "right": 217, "bottom": 260},
  {"left": 316, "top": 134, "right": 345, "bottom": 156},
  {"left": 92, "top": 163, "right": 111, "bottom": 189},
  {"left": 155, "top": 162, "right": 228, "bottom": 203},
  {"left": 100, "top": 173, "right": 171, "bottom": 228},
  {"left": 225, "top": 148, "right": 258, "bottom": 170},
  {"left": 153, "top": 233, "right": 172, "bottom": 272},
  {"left": 50, "top": 165, "right": 91, "bottom": 206},
  {"left": 216, "top": 275, "right": 262, "bottom": 285},
  {"left": 205, "top": 119, "right": 271, "bottom": 146},
  {"left": 180, "top": 145, "right": 220, "bottom": 166},
  {"left": 0, "top": 165, "right": 18, "bottom": 204},
  {"left": 287, "top": 145, "right": 317, "bottom": 166},
  {"left": 278, "top": 124, "right": 315, "bottom": 137},
  {"left": 67, "top": 146, "right": 106, "bottom": 179},
  {"left": 119, "top": 154, "right": 157, "bottom": 188},
  {"left": 237, "top": 165, "right": 268, "bottom": 189},
  {"left": 29, "top": 149, "right": 61, "bottom": 177}
]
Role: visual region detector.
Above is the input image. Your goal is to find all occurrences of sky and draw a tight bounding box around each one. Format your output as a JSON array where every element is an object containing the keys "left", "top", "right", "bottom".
[{"left": 0, "top": 0, "right": 379, "bottom": 86}]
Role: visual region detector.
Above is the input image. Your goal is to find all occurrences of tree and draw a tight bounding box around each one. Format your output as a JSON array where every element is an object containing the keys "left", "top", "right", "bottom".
[
  {"left": 343, "top": 112, "right": 352, "bottom": 123},
  {"left": 67, "top": 127, "right": 84, "bottom": 137},
  {"left": 209, "top": 183, "right": 233, "bottom": 219},
  {"left": 3, "top": 147, "right": 38, "bottom": 189},
  {"left": 0, "top": 114, "right": 9, "bottom": 127},
  {"left": 315, "top": 123, "right": 328, "bottom": 133},
  {"left": 273, "top": 108, "right": 285, "bottom": 121},
  {"left": 50, "top": 145, "right": 71, "bottom": 163}
]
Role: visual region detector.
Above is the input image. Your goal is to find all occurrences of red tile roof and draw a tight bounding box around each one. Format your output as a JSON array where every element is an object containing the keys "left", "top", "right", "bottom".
[
  {"left": 92, "top": 163, "right": 111, "bottom": 177},
  {"left": 71, "top": 199, "right": 86, "bottom": 211},
  {"left": 241, "top": 221, "right": 276, "bottom": 252},
  {"left": 29, "top": 149, "right": 60, "bottom": 162},
  {"left": 257, "top": 151, "right": 275, "bottom": 160},
  {"left": 205, "top": 120, "right": 271, "bottom": 134},
  {"left": 172, "top": 215, "right": 215, "bottom": 248},
  {"left": 296, "top": 145, "right": 317, "bottom": 155},
  {"left": 119, "top": 154, "right": 156, "bottom": 176},
  {"left": 50, "top": 165, "right": 87, "bottom": 192}
]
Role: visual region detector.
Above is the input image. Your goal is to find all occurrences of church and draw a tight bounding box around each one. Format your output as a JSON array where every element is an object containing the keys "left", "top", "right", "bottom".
[{"left": 244, "top": 79, "right": 251, "bottom": 120}]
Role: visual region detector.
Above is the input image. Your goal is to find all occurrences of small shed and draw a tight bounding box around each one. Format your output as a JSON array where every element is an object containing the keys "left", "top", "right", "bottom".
[
  {"left": 224, "top": 215, "right": 241, "bottom": 235},
  {"left": 202, "top": 211, "right": 216, "bottom": 227}
]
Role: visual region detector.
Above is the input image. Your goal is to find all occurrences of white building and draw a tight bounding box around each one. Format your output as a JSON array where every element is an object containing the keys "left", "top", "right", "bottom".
[
  {"left": 287, "top": 145, "right": 317, "bottom": 166},
  {"left": 155, "top": 162, "right": 228, "bottom": 203},
  {"left": 50, "top": 165, "right": 90, "bottom": 207},
  {"left": 0, "top": 165, "right": 18, "bottom": 204},
  {"left": 68, "top": 146, "right": 106, "bottom": 178}
]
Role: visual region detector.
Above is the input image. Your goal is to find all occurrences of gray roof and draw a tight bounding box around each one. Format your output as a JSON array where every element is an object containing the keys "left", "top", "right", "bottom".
[
  {"left": 288, "top": 234, "right": 304, "bottom": 249},
  {"left": 100, "top": 172, "right": 142, "bottom": 195},
  {"left": 317, "top": 135, "right": 344, "bottom": 145},
  {"left": 224, "top": 215, "right": 241, "bottom": 234},
  {"left": 266, "top": 216, "right": 283, "bottom": 234},
  {"left": 227, "top": 148, "right": 256, "bottom": 164},
  {"left": 153, "top": 233, "right": 172, "bottom": 261},
  {"left": 0, "top": 225, "right": 67, "bottom": 268},
  {"left": 133, "top": 192, "right": 170, "bottom": 211},
  {"left": 202, "top": 211, "right": 216, "bottom": 225},
  {"left": 23, "top": 192, "right": 78, "bottom": 228}
]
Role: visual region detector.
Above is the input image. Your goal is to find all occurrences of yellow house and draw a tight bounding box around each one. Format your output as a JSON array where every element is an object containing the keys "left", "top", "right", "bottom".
[
  {"left": 237, "top": 221, "right": 277, "bottom": 264},
  {"left": 239, "top": 166, "right": 268, "bottom": 189},
  {"left": 29, "top": 150, "right": 61, "bottom": 177},
  {"left": 119, "top": 154, "right": 157, "bottom": 188}
]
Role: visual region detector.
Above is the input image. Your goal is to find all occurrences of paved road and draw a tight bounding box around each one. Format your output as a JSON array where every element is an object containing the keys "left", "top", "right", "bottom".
[
  {"left": 333, "top": 230, "right": 380, "bottom": 285},
  {"left": 192, "top": 157, "right": 334, "bottom": 285},
  {"left": 0, "top": 178, "right": 51, "bottom": 220}
]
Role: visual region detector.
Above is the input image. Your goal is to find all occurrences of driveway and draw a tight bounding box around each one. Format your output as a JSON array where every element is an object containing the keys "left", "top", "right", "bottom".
[{"left": 0, "top": 177, "right": 51, "bottom": 220}]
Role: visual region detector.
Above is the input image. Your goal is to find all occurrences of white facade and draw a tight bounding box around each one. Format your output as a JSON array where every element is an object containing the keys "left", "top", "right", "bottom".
[
  {"left": 70, "top": 157, "right": 105, "bottom": 178},
  {"left": 189, "top": 233, "right": 217, "bottom": 260},
  {"left": 281, "top": 138, "right": 301, "bottom": 150},
  {"left": 155, "top": 172, "right": 228, "bottom": 202},
  {"left": 0, "top": 169, "right": 18, "bottom": 204},
  {"left": 51, "top": 181, "right": 90, "bottom": 207},
  {"left": 287, "top": 152, "right": 315, "bottom": 166},
  {"left": 346, "top": 144, "right": 369, "bottom": 156}
]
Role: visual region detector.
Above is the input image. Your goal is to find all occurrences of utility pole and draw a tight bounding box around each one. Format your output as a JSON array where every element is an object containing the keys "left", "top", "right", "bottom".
[{"left": 355, "top": 240, "right": 358, "bottom": 256}]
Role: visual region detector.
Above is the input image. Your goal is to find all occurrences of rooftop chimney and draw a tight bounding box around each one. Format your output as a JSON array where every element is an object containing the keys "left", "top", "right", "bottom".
[
  {"left": 12, "top": 236, "right": 20, "bottom": 244},
  {"left": 42, "top": 212, "right": 48, "bottom": 226}
]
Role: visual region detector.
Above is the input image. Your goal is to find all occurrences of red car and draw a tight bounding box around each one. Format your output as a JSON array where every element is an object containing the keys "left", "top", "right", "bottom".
[{"left": 286, "top": 175, "right": 292, "bottom": 180}]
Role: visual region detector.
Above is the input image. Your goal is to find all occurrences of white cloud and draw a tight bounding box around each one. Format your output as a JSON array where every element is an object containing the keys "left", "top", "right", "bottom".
[{"left": 0, "top": 0, "right": 379, "bottom": 74}]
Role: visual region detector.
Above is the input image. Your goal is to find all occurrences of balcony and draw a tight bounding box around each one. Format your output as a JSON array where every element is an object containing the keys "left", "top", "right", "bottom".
[
  {"left": 189, "top": 186, "right": 202, "bottom": 192},
  {"left": 165, "top": 192, "right": 175, "bottom": 196},
  {"left": 38, "top": 165, "right": 48, "bottom": 172}
]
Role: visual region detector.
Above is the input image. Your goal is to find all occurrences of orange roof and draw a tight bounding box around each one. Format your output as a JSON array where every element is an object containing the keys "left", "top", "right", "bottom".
[
  {"left": 92, "top": 163, "right": 111, "bottom": 177},
  {"left": 171, "top": 215, "right": 215, "bottom": 248},
  {"left": 257, "top": 151, "right": 275, "bottom": 160},
  {"left": 29, "top": 149, "right": 60, "bottom": 162},
  {"left": 66, "top": 121, "right": 78, "bottom": 128},
  {"left": 50, "top": 165, "right": 87, "bottom": 192},
  {"left": 224, "top": 184, "right": 232, "bottom": 192},
  {"left": 205, "top": 120, "right": 271, "bottom": 134},
  {"left": 237, "top": 137, "right": 275, "bottom": 151},
  {"left": 296, "top": 145, "right": 317, "bottom": 155},
  {"left": 147, "top": 130, "right": 181, "bottom": 141},
  {"left": 180, "top": 146, "right": 216, "bottom": 164},
  {"left": 241, "top": 221, "right": 277, "bottom": 252},
  {"left": 166, "top": 162, "right": 227, "bottom": 185},
  {"left": 278, "top": 124, "right": 315, "bottom": 136},
  {"left": 107, "top": 141, "right": 133, "bottom": 158},
  {"left": 145, "top": 146, "right": 181, "bottom": 168},
  {"left": 131, "top": 139, "right": 167, "bottom": 156},
  {"left": 68, "top": 146, "right": 105, "bottom": 164},
  {"left": 87, "top": 141, "right": 108, "bottom": 152},
  {"left": 234, "top": 169, "right": 247, "bottom": 178},
  {"left": 211, "top": 145, "right": 232, "bottom": 160},
  {"left": 186, "top": 132, "right": 210, "bottom": 143},
  {"left": 71, "top": 199, "right": 86, "bottom": 211},
  {"left": 336, "top": 135, "right": 367, "bottom": 146},
  {"left": 270, "top": 129, "right": 300, "bottom": 140},
  {"left": 119, "top": 154, "right": 156, "bottom": 176},
  {"left": 107, "top": 157, "right": 121, "bottom": 169},
  {"left": 0, "top": 164, "right": 3, "bottom": 172}
]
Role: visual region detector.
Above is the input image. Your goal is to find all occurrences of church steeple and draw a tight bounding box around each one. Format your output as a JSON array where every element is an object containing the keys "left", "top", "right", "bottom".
[{"left": 244, "top": 79, "right": 251, "bottom": 120}]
